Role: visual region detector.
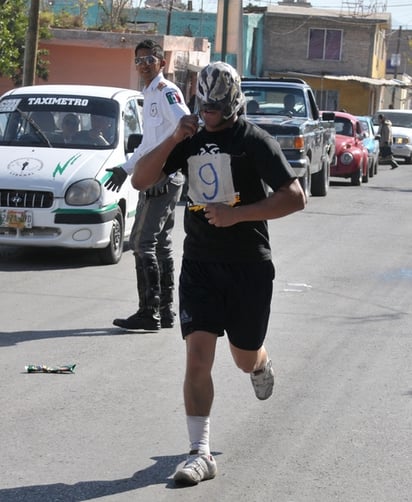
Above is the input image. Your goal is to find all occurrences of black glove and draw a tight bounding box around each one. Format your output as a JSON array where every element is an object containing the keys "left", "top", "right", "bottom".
[{"left": 104, "top": 166, "right": 128, "bottom": 192}]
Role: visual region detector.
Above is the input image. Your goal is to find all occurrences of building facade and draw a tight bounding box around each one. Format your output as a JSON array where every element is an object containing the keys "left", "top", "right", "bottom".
[
  {"left": 0, "top": 30, "right": 210, "bottom": 99},
  {"left": 1, "top": 2, "right": 411, "bottom": 112}
]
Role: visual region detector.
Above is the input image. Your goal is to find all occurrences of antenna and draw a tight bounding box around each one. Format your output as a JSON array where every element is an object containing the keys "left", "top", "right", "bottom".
[{"left": 341, "top": 0, "right": 387, "bottom": 17}]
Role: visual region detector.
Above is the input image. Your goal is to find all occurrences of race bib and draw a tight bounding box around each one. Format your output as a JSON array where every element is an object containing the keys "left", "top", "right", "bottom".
[{"left": 187, "top": 153, "right": 238, "bottom": 206}]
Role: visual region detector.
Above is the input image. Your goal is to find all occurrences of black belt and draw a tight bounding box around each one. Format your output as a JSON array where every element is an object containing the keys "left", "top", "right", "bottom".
[{"left": 145, "top": 184, "right": 169, "bottom": 198}]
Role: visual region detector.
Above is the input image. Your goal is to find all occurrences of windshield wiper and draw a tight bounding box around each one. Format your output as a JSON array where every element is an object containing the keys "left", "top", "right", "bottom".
[{"left": 16, "top": 107, "right": 52, "bottom": 147}]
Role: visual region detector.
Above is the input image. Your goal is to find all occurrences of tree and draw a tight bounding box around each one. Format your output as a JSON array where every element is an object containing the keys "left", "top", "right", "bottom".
[
  {"left": 0, "top": 0, "right": 26, "bottom": 80},
  {"left": 98, "top": 0, "right": 132, "bottom": 31},
  {"left": 0, "top": 0, "right": 50, "bottom": 86}
]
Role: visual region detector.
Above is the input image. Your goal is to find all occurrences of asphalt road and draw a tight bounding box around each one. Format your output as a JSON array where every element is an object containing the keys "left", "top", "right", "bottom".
[{"left": 1, "top": 162, "right": 411, "bottom": 502}]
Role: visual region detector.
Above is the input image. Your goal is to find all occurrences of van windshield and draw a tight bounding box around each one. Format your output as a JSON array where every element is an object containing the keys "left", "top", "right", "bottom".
[
  {"left": 373, "top": 112, "right": 412, "bottom": 129},
  {"left": 0, "top": 95, "right": 119, "bottom": 149}
]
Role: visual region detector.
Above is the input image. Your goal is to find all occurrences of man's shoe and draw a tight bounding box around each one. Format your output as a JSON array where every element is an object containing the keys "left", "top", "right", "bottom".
[
  {"left": 113, "top": 311, "right": 160, "bottom": 331},
  {"left": 160, "top": 310, "right": 175, "bottom": 328},
  {"left": 161, "top": 317, "right": 174, "bottom": 328},
  {"left": 250, "top": 359, "right": 274, "bottom": 400},
  {"left": 160, "top": 306, "right": 176, "bottom": 328},
  {"left": 174, "top": 453, "right": 217, "bottom": 486}
]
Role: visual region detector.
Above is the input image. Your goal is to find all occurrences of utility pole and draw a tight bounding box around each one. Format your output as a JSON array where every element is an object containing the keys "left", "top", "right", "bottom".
[
  {"left": 166, "top": 0, "right": 173, "bottom": 35},
  {"left": 391, "top": 26, "right": 402, "bottom": 108},
  {"left": 22, "top": 0, "right": 40, "bottom": 86},
  {"left": 215, "top": 0, "right": 243, "bottom": 73},
  {"left": 221, "top": 0, "right": 229, "bottom": 62}
]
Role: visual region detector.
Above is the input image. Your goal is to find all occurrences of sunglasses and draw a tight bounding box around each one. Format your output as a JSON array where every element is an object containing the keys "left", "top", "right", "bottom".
[{"left": 134, "top": 55, "right": 158, "bottom": 66}]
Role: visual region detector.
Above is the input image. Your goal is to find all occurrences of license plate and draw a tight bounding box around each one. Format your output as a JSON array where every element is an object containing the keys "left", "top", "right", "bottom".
[{"left": 0, "top": 209, "right": 33, "bottom": 229}]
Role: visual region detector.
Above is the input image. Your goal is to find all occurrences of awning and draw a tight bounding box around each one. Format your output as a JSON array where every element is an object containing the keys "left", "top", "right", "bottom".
[
  {"left": 265, "top": 70, "right": 412, "bottom": 88},
  {"left": 323, "top": 75, "right": 410, "bottom": 87}
]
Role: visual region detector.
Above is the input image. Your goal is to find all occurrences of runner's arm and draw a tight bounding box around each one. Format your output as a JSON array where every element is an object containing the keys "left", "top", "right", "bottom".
[{"left": 131, "top": 114, "right": 197, "bottom": 191}]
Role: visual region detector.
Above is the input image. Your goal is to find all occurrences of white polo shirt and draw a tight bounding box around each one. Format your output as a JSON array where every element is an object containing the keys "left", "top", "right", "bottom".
[{"left": 123, "top": 72, "right": 190, "bottom": 175}]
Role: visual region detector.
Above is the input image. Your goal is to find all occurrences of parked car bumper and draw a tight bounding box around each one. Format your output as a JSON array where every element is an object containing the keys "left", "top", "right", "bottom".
[
  {"left": 0, "top": 204, "right": 122, "bottom": 249},
  {"left": 331, "top": 165, "right": 356, "bottom": 177},
  {"left": 331, "top": 161, "right": 365, "bottom": 177},
  {"left": 391, "top": 143, "right": 412, "bottom": 160}
]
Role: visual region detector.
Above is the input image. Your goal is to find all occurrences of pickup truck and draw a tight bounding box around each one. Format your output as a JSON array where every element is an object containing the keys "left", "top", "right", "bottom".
[{"left": 241, "top": 78, "right": 335, "bottom": 197}]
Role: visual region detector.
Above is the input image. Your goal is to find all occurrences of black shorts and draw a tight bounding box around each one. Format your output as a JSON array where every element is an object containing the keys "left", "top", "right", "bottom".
[{"left": 179, "top": 258, "right": 275, "bottom": 350}]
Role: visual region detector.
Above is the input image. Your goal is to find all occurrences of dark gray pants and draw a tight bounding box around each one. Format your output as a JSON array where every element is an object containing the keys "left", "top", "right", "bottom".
[{"left": 129, "top": 178, "right": 183, "bottom": 314}]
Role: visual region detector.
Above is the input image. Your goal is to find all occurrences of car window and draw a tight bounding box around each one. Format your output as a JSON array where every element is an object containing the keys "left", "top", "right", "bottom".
[
  {"left": 334, "top": 118, "right": 352, "bottom": 136},
  {"left": 0, "top": 95, "right": 119, "bottom": 149},
  {"left": 358, "top": 119, "right": 371, "bottom": 136},
  {"left": 242, "top": 86, "right": 307, "bottom": 117},
  {"left": 0, "top": 113, "right": 6, "bottom": 139},
  {"left": 124, "top": 98, "right": 143, "bottom": 136},
  {"left": 359, "top": 120, "right": 367, "bottom": 134},
  {"left": 123, "top": 97, "right": 143, "bottom": 151}
]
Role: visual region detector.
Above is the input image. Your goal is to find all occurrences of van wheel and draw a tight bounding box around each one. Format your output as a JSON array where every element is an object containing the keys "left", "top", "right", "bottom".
[{"left": 98, "top": 207, "right": 124, "bottom": 265}]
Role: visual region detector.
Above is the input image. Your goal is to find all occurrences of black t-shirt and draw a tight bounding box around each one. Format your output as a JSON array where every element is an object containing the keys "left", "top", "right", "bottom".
[{"left": 164, "top": 116, "right": 296, "bottom": 263}]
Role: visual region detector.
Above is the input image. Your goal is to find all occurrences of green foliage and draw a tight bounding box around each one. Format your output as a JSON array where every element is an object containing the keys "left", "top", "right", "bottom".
[
  {"left": 0, "top": 0, "right": 51, "bottom": 86},
  {"left": 53, "top": 10, "right": 83, "bottom": 29},
  {"left": 0, "top": 0, "right": 27, "bottom": 79},
  {"left": 39, "top": 11, "right": 54, "bottom": 29},
  {"left": 98, "top": 0, "right": 132, "bottom": 31}
]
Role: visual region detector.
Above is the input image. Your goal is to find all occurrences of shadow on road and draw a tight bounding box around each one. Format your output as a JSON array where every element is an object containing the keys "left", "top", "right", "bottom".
[
  {"left": 366, "top": 185, "right": 412, "bottom": 193},
  {"left": 0, "top": 243, "right": 132, "bottom": 272},
  {"left": 0, "top": 327, "right": 156, "bottom": 347},
  {"left": 0, "top": 454, "right": 190, "bottom": 501}
]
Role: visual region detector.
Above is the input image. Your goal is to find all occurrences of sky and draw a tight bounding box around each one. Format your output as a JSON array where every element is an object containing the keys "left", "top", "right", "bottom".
[{"left": 177, "top": 1, "right": 412, "bottom": 29}]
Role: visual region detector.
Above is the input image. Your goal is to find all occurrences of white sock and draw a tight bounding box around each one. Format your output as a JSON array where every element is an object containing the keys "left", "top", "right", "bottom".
[{"left": 186, "top": 415, "right": 210, "bottom": 456}]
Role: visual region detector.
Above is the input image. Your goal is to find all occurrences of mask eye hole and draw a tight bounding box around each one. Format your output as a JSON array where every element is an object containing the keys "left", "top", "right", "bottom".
[{"left": 199, "top": 103, "right": 225, "bottom": 112}]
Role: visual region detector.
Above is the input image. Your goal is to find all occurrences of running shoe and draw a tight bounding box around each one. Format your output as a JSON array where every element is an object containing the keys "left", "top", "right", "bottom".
[
  {"left": 250, "top": 359, "right": 274, "bottom": 400},
  {"left": 174, "top": 453, "right": 217, "bottom": 486}
]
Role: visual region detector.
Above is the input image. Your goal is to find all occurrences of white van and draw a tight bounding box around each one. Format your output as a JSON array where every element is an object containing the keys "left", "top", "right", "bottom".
[
  {"left": 0, "top": 84, "right": 144, "bottom": 264},
  {"left": 373, "top": 109, "right": 412, "bottom": 164}
]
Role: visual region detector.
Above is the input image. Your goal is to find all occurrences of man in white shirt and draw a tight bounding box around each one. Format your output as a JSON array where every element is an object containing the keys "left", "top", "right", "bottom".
[{"left": 105, "top": 39, "right": 190, "bottom": 330}]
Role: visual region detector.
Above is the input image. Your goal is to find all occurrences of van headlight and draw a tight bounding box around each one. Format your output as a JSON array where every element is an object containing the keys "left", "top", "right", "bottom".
[
  {"left": 394, "top": 137, "right": 409, "bottom": 144},
  {"left": 65, "top": 179, "right": 101, "bottom": 206}
]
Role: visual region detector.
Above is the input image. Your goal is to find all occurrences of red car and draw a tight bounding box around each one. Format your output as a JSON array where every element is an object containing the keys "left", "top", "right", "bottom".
[{"left": 330, "top": 111, "right": 369, "bottom": 186}]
